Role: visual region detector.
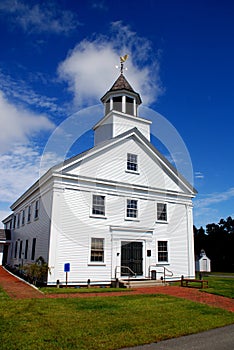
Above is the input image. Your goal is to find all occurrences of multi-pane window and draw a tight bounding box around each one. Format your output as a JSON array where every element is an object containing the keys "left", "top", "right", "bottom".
[
  {"left": 22, "top": 210, "right": 25, "bottom": 225},
  {"left": 126, "top": 199, "right": 138, "bottom": 218},
  {"left": 34, "top": 199, "right": 39, "bottom": 219},
  {"left": 157, "top": 203, "right": 167, "bottom": 221},
  {"left": 91, "top": 238, "right": 104, "bottom": 262},
  {"left": 92, "top": 195, "right": 105, "bottom": 216},
  {"left": 13, "top": 215, "right": 16, "bottom": 229},
  {"left": 27, "top": 205, "right": 31, "bottom": 222},
  {"left": 19, "top": 241, "right": 23, "bottom": 259},
  {"left": 127, "top": 153, "right": 138, "bottom": 172},
  {"left": 14, "top": 241, "right": 18, "bottom": 259},
  {"left": 158, "top": 241, "right": 168, "bottom": 262},
  {"left": 25, "top": 240, "right": 28, "bottom": 260},
  {"left": 31, "top": 238, "right": 36, "bottom": 261},
  {"left": 17, "top": 213, "right": 20, "bottom": 228}
]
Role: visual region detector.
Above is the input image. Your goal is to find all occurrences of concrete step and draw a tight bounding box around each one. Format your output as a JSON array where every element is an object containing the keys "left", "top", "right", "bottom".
[{"left": 119, "top": 279, "right": 168, "bottom": 288}]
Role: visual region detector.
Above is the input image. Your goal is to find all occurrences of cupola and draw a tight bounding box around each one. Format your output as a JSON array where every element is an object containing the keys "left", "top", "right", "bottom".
[{"left": 93, "top": 55, "right": 151, "bottom": 145}]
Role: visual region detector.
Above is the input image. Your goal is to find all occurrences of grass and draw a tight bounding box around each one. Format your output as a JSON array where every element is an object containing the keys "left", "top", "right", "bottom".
[
  {"left": 202, "top": 275, "right": 234, "bottom": 298},
  {"left": 40, "top": 287, "right": 130, "bottom": 294},
  {"left": 0, "top": 294, "right": 234, "bottom": 350}
]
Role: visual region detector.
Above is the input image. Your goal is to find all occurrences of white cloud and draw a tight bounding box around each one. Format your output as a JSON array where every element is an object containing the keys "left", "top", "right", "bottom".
[
  {"left": 195, "top": 171, "right": 204, "bottom": 179},
  {"left": 194, "top": 188, "right": 234, "bottom": 209},
  {"left": 0, "top": 90, "right": 54, "bottom": 153},
  {"left": 58, "top": 21, "right": 163, "bottom": 108},
  {"left": 0, "top": 0, "right": 78, "bottom": 34},
  {"left": 193, "top": 188, "right": 234, "bottom": 227}
]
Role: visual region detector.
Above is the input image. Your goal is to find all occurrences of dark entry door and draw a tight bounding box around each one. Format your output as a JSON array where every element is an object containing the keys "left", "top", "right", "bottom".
[{"left": 121, "top": 241, "right": 143, "bottom": 276}]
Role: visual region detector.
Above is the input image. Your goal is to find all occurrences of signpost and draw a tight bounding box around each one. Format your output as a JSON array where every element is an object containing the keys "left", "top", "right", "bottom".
[{"left": 64, "top": 263, "right": 70, "bottom": 288}]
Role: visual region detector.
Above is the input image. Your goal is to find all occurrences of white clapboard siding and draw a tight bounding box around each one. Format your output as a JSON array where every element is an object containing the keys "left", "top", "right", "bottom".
[
  {"left": 8, "top": 189, "right": 53, "bottom": 267},
  {"left": 66, "top": 137, "right": 183, "bottom": 193},
  {"left": 47, "top": 176, "right": 194, "bottom": 284}
]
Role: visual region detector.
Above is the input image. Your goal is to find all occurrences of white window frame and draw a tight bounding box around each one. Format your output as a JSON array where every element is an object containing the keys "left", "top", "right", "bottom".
[
  {"left": 126, "top": 153, "right": 139, "bottom": 174},
  {"left": 125, "top": 198, "right": 139, "bottom": 220},
  {"left": 157, "top": 241, "right": 169, "bottom": 264},
  {"left": 22, "top": 210, "right": 25, "bottom": 226},
  {"left": 156, "top": 203, "right": 168, "bottom": 223},
  {"left": 27, "top": 205, "right": 31, "bottom": 223},
  {"left": 34, "top": 199, "right": 40, "bottom": 220},
  {"left": 89, "top": 237, "right": 105, "bottom": 264},
  {"left": 91, "top": 194, "right": 106, "bottom": 218}
]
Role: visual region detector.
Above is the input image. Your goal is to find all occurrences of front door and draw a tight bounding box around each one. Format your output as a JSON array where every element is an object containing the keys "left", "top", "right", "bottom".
[{"left": 121, "top": 241, "right": 143, "bottom": 276}]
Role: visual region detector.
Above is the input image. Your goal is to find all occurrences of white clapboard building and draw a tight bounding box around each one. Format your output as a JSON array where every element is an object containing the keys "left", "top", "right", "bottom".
[{"left": 3, "top": 71, "right": 197, "bottom": 286}]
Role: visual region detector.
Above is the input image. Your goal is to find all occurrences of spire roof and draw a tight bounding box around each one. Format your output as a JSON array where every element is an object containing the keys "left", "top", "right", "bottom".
[
  {"left": 101, "top": 73, "right": 142, "bottom": 104},
  {"left": 109, "top": 74, "right": 135, "bottom": 92}
]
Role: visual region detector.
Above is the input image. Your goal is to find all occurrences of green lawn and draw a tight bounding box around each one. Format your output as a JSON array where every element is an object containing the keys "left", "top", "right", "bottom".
[
  {"left": 40, "top": 287, "right": 130, "bottom": 294},
  {"left": 0, "top": 292, "right": 234, "bottom": 350},
  {"left": 202, "top": 275, "right": 234, "bottom": 298}
]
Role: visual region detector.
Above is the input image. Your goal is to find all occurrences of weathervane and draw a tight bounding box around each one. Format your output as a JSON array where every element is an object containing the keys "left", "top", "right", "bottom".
[{"left": 116, "top": 54, "right": 129, "bottom": 74}]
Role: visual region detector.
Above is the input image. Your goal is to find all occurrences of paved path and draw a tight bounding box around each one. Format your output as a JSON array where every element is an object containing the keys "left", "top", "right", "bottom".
[
  {"left": 0, "top": 267, "right": 233, "bottom": 313},
  {"left": 0, "top": 266, "right": 44, "bottom": 299},
  {"left": 121, "top": 324, "right": 234, "bottom": 350}
]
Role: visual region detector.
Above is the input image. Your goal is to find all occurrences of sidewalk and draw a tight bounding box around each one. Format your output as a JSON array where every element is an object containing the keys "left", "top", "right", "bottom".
[
  {"left": 0, "top": 266, "right": 44, "bottom": 299},
  {"left": 0, "top": 266, "right": 233, "bottom": 312}
]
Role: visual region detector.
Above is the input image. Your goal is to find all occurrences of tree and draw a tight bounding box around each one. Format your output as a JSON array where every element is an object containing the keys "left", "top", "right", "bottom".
[
  {"left": 23, "top": 256, "right": 50, "bottom": 285},
  {"left": 194, "top": 216, "right": 234, "bottom": 272}
]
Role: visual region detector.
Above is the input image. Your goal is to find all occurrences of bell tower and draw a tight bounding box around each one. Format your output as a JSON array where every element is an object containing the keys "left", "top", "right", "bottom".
[{"left": 93, "top": 55, "right": 152, "bottom": 145}]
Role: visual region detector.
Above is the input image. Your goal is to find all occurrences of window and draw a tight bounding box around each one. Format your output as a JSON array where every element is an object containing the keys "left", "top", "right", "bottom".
[
  {"left": 105, "top": 99, "right": 110, "bottom": 114},
  {"left": 25, "top": 240, "right": 28, "bottom": 259},
  {"left": 126, "top": 96, "right": 134, "bottom": 115},
  {"left": 34, "top": 199, "right": 39, "bottom": 219},
  {"left": 126, "top": 199, "right": 138, "bottom": 218},
  {"left": 31, "top": 238, "right": 36, "bottom": 260},
  {"left": 14, "top": 241, "right": 18, "bottom": 259},
  {"left": 27, "top": 205, "right": 31, "bottom": 222},
  {"left": 22, "top": 210, "right": 25, "bottom": 226},
  {"left": 13, "top": 215, "right": 16, "bottom": 229},
  {"left": 113, "top": 96, "right": 122, "bottom": 112},
  {"left": 157, "top": 203, "right": 167, "bottom": 221},
  {"left": 17, "top": 213, "right": 20, "bottom": 228},
  {"left": 91, "top": 238, "right": 104, "bottom": 262},
  {"left": 158, "top": 241, "right": 168, "bottom": 263},
  {"left": 19, "top": 241, "right": 23, "bottom": 259},
  {"left": 92, "top": 195, "right": 105, "bottom": 216},
  {"left": 127, "top": 153, "right": 138, "bottom": 172}
]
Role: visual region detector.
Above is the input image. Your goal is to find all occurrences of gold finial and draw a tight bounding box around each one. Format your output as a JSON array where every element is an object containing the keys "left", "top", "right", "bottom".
[{"left": 120, "top": 54, "right": 129, "bottom": 74}]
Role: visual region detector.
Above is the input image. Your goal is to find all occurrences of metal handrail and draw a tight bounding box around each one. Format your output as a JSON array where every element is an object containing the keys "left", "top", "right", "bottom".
[
  {"left": 148, "top": 265, "right": 173, "bottom": 280},
  {"left": 115, "top": 265, "right": 136, "bottom": 279}
]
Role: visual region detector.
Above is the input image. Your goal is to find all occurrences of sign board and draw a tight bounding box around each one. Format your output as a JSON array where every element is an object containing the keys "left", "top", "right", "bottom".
[{"left": 64, "top": 263, "right": 70, "bottom": 273}]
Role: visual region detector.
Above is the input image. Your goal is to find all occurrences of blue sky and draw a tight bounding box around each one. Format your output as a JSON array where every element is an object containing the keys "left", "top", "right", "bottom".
[{"left": 0, "top": 0, "right": 233, "bottom": 228}]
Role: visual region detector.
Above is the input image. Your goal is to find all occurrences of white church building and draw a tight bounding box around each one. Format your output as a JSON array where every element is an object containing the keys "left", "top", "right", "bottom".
[{"left": 3, "top": 69, "right": 197, "bottom": 286}]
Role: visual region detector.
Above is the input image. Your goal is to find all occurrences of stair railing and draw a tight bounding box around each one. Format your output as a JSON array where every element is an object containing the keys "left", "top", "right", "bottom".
[
  {"left": 115, "top": 265, "right": 136, "bottom": 279},
  {"left": 148, "top": 265, "right": 173, "bottom": 281}
]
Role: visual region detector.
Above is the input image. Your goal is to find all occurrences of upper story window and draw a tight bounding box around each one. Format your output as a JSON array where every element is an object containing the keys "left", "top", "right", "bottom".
[
  {"left": 126, "top": 199, "right": 138, "bottom": 219},
  {"left": 27, "top": 205, "right": 31, "bottom": 222},
  {"left": 157, "top": 203, "right": 167, "bottom": 222},
  {"left": 127, "top": 153, "right": 138, "bottom": 172},
  {"left": 92, "top": 195, "right": 105, "bottom": 216},
  {"left": 22, "top": 210, "right": 25, "bottom": 226},
  {"left": 34, "top": 199, "right": 39, "bottom": 219},
  {"left": 17, "top": 213, "right": 20, "bottom": 228},
  {"left": 13, "top": 215, "right": 16, "bottom": 229}
]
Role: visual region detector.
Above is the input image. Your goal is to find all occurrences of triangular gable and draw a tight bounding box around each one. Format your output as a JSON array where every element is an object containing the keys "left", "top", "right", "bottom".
[{"left": 59, "top": 128, "right": 197, "bottom": 196}]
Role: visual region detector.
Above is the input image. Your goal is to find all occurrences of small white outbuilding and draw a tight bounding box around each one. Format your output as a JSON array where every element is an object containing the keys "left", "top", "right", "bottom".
[{"left": 195, "top": 250, "right": 211, "bottom": 272}]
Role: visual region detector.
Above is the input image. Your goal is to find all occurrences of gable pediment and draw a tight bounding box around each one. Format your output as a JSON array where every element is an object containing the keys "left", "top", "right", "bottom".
[{"left": 58, "top": 128, "right": 196, "bottom": 197}]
